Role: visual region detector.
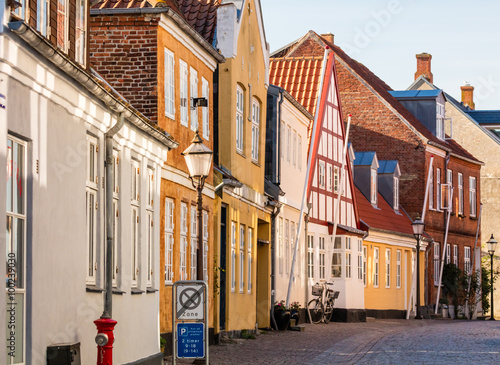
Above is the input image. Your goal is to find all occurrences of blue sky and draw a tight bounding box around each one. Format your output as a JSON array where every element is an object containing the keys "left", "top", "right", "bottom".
[{"left": 261, "top": 0, "right": 500, "bottom": 110}]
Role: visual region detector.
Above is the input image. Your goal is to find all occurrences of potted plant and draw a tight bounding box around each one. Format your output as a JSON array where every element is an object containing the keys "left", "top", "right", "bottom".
[
  {"left": 290, "top": 301, "right": 302, "bottom": 325},
  {"left": 273, "top": 300, "right": 291, "bottom": 330},
  {"left": 442, "top": 263, "right": 461, "bottom": 319}
]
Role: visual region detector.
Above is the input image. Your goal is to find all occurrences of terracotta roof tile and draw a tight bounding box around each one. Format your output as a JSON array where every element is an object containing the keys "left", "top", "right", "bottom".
[
  {"left": 176, "top": 0, "right": 220, "bottom": 44},
  {"left": 269, "top": 56, "right": 324, "bottom": 116},
  {"left": 92, "top": 0, "right": 153, "bottom": 9},
  {"left": 354, "top": 186, "right": 414, "bottom": 236},
  {"left": 271, "top": 31, "right": 481, "bottom": 164}
]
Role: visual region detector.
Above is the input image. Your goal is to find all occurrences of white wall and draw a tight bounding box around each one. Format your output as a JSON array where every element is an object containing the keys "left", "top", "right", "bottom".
[{"left": 1, "top": 32, "right": 166, "bottom": 365}]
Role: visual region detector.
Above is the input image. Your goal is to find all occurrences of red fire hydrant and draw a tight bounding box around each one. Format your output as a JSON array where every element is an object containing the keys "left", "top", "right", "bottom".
[{"left": 94, "top": 318, "right": 117, "bottom": 365}]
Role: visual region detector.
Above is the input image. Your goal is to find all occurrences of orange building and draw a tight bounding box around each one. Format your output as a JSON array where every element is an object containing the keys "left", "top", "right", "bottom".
[{"left": 90, "top": 0, "right": 224, "bottom": 353}]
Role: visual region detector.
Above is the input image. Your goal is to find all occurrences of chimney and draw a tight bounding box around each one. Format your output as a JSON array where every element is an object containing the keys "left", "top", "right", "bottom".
[
  {"left": 415, "top": 53, "right": 433, "bottom": 83},
  {"left": 461, "top": 83, "right": 475, "bottom": 110},
  {"left": 321, "top": 33, "right": 334, "bottom": 45}
]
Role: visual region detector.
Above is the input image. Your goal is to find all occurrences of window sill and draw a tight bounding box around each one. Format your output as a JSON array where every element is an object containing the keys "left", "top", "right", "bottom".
[
  {"left": 165, "top": 282, "right": 173, "bottom": 286},
  {"left": 236, "top": 150, "right": 246, "bottom": 159},
  {"left": 470, "top": 216, "right": 478, "bottom": 221},
  {"left": 251, "top": 160, "right": 261, "bottom": 167},
  {"left": 131, "top": 288, "right": 145, "bottom": 295},
  {"left": 86, "top": 285, "right": 105, "bottom": 293},
  {"left": 147, "top": 288, "right": 158, "bottom": 293},
  {"left": 113, "top": 288, "right": 126, "bottom": 295},
  {"left": 458, "top": 213, "right": 466, "bottom": 218}
]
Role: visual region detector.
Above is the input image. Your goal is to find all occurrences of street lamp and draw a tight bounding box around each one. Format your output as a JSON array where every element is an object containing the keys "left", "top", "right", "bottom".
[
  {"left": 412, "top": 217, "right": 425, "bottom": 320},
  {"left": 182, "top": 130, "right": 213, "bottom": 281},
  {"left": 486, "top": 234, "right": 498, "bottom": 320}
]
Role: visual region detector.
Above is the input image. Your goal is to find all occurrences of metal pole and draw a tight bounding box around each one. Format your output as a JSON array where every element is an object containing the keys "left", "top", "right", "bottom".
[
  {"left": 491, "top": 253, "right": 495, "bottom": 320},
  {"left": 197, "top": 179, "right": 205, "bottom": 281},
  {"left": 416, "top": 237, "right": 422, "bottom": 319},
  {"left": 435, "top": 209, "right": 451, "bottom": 313}
]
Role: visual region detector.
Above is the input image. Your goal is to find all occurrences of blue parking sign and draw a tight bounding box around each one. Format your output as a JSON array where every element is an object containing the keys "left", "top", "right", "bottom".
[{"left": 176, "top": 323, "right": 205, "bottom": 359}]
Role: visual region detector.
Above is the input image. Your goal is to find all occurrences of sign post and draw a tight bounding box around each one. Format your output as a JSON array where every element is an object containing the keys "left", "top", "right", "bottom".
[{"left": 172, "top": 281, "right": 208, "bottom": 364}]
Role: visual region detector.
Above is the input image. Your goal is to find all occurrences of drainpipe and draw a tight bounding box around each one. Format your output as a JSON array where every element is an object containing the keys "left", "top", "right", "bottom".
[
  {"left": 94, "top": 113, "right": 124, "bottom": 365},
  {"left": 270, "top": 203, "right": 281, "bottom": 330},
  {"left": 277, "top": 89, "right": 284, "bottom": 185}
]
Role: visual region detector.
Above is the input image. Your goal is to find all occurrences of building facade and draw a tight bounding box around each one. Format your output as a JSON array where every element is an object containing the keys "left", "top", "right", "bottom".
[
  {"left": 89, "top": 0, "right": 224, "bottom": 351},
  {"left": 2, "top": 1, "right": 177, "bottom": 364}
]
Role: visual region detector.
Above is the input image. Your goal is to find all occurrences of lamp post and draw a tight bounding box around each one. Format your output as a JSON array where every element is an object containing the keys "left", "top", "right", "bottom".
[
  {"left": 486, "top": 234, "right": 498, "bottom": 320},
  {"left": 182, "top": 130, "right": 213, "bottom": 281},
  {"left": 412, "top": 217, "right": 425, "bottom": 320}
]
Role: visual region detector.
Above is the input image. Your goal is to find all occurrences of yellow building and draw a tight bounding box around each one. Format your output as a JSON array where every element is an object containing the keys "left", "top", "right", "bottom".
[
  {"left": 212, "top": 0, "right": 272, "bottom": 335},
  {"left": 353, "top": 153, "right": 427, "bottom": 318}
]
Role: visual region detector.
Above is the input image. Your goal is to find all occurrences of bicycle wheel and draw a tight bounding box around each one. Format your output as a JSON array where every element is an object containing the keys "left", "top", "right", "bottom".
[
  {"left": 307, "top": 298, "right": 324, "bottom": 324},
  {"left": 324, "top": 299, "right": 334, "bottom": 324}
]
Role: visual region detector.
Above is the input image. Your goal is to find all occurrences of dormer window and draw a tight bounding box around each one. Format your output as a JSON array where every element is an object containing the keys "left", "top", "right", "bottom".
[
  {"left": 393, "top": 176, "right": 399, "bottom": 210},
  {"left": 370, "top": 167, "right": 377, "bottom": 205},
  {"left": 436, "top": 102, "right": 445, "bottom": 140}
]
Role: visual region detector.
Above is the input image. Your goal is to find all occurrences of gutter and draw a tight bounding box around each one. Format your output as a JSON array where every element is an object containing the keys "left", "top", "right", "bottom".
[
  {"left": 90, "top": 7, "right": 225, "bottom": 64},
  {"left": 8, "top": 21, "right": 179, "bottom": 150},
  {"left": 428, "top": 139, "right": 484, "bottom": 166}
]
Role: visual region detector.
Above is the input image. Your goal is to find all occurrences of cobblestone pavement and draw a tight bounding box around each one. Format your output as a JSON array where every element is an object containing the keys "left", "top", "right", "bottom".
[{"left": 167, "top": 319, "right": 500, "bottom": 364}]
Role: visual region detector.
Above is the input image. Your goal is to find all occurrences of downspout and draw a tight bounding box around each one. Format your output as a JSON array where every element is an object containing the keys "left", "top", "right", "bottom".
[
  {"left": 277, "top": 89, "right": 284, "bottom": 185},
  {"left": 270, "top": 203, "right": 281, "bottom": 330},
  {"left": 102, "top": 113, "right": 125, "bottom": 318}
]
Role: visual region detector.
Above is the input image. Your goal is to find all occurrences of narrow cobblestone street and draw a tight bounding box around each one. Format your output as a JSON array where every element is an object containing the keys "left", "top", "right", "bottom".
[{"left": 169, "top": 319, "right": 500, "bottom": 364}]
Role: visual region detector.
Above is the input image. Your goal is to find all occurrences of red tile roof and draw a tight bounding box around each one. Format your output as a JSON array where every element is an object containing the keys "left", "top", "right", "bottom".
[
  {"left": 92, "top": 0, "right": 153, "bottom": 9},
  {"left": 176, "top": 0, "right": 220, "bottom": 44},
  {"left": 271, "top": 31, "right": 481, "bottom": 164},
  {"left": 354, "top": 186, "right": 414, "bottom": 236},
  {"left": 269, "top": 56, "right": 324, "bottom": 116}
]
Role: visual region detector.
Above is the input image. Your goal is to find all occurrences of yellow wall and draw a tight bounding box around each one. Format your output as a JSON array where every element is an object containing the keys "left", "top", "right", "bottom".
[
  {"left": 364, "top": 241, "right": 425, "bottom": 310},
  {"left": 214, "top": 0, "right": 271, "bottom": 333}
]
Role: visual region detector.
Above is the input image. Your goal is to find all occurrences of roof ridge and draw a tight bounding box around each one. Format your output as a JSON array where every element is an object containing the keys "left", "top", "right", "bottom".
[{"left": 270, "top": 56, "right": 324, "bottom": 61}]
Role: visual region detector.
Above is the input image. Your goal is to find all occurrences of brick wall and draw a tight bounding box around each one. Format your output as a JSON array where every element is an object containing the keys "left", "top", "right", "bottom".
[{"left": 89, "top": 15, "right": 160, "bottom": 122}]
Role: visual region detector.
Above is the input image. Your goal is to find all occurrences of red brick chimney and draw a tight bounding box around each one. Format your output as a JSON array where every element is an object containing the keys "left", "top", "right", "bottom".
[
  {"left": 321, "top": 33, "right": 334, "bottom": 45},
  {"left": 415, "top": 53, "right": 433, "bottom": 83},
  {"left": 461, "top": 83, "right": 475, "bottom": 110}
]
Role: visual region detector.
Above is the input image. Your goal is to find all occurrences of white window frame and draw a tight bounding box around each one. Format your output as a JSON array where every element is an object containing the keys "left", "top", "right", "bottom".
[
  {"left": 239, "top": 225, "right": 245, "bottom": 293},
  {"left": 396, "top": 250, "right": 401, "bottom": 288},
  {"left": 236, "top": 86, "right": 244, "bottom": 153},
  {"left": 307, "top": 235, "right": 314, "bottom": 279},
  {"left": 165, "top": 198, "right": 174, "bottom": 284},
  {"left": 332, "top": 236, "right": 342, "bottom": 278},
  {"left": 385, "top": 249, "right": 391, "bottom": 288},
  {"left": 13, "top": 0, "right": 27, "bottom": 20},
  {"left": 131, "top": 159, "right": 140, "bottom": 205},
  {"left": 75, "top": 0, "right": 86, "bottom": 65},
  {"left": 334, "top": 167, "right": 339, "bottom": 193},
  {"left": 374, "top": 247, "right": 379, "bottom": 288},
  {"left": 231, "top": 222, "right": 236, "bottom": 292},
  {"left": 251, "top": 99, "right": 260, "bottom": 162},
  {"left": 285, "top": 219, "right": 289, "bottom": 276},
  {"left": 190, "top": 67, "right": 198, "bottom": 131},
  {"left": 458, "top": 173, "right": 464, "bottom": 215},
  {"left": 469, "top": 176, "right": 477, "bottom": 217},
  {"left": 6, "top": 135, "right": 27, "bottom": 365},
  {"left": 179, "top": 60, "right": 189, "bottom": 127},
  {"left": 345, "top": 238, "right": 351, "bottom": 279},
  {"left": 357, "top": 239, "right": 363, "bottom": 281},
  {"left": 278, "top": 217, "right": 283, "bottom": 276},
  {"left": 56, "top": 0, "right": 70, "bottom": 51},
  {"left": 446, "top": 243, "right": 451, "bottom": 265},
  {"left": 453, "top": 244, "right": 458, "bottom": 266},
  {"left": 287, "top": 125, "right": 291, "bottom": 162},
  {"left": 327, "top": 164, "right": 333, "bottom": 192},
  {"left": 180, "top": 203, "right": 188, "bottom": 280},
  {"left": 293, "top": 130, "right": 297, "bottom": 166},
  {"left": 146, "top": 210, "right": 154, "bottom": 287},
  {"left": 318, "top": 160, "right": 326, "bottom": 189},
  {"left": 436, "top": 168, "right": 441, "bottom": 211},
  {"left": 393, "top": 176, "right": 399, "bottom": 210},
  {"left": 298, "top": 135, "right": 302, "bottom": 170},
  {"left": 86, "top": 135, "right": 98, "bottom": 285},
  {"left": 434, "top": 242, "right": 440, "bottom": 286},
  {"left": 164, "top": 48, "right": 175, "bottom": 119},
  {"left": 202, "top": 78, "right": 210, "bottom": 140},
  {"left": 429, "top": 168, "right": 434, "bottom": 210},
  {"left": 112, "top": 199, "right": 119, "bottom": 287},
  {"left": 291, "top": 222, "right": 298, "bottom": 279},
  {"left": 319, "top": 236, "right": 326, "bottom": 279},
  {"left": 190, "top": 206, "right": 197, "bottom": 280},
  {"left": 37, "top": 0, "right": 50, "bottom": 36},
  {"left": 247, "top": 228, "right": 253, "bottom": 293},
  {"left": 464, "top": 246, "right": 471, "bottom": 275},
  {"left": 370, "top": 167, "right": 377, "bottom": 205},
  {"left": 131, "top": 206, "right": 140, "bottom": 288},
  {"left": 363, "top": 246, "right": 367, "bottom": 286}
]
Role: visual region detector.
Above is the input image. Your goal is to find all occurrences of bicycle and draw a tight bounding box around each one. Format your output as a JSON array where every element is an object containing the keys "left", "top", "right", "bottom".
[{"left": 307, "top": 282, "right": 339, "bottom": 324}]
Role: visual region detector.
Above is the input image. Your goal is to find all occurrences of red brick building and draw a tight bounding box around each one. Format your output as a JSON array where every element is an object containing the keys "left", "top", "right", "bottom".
[{"left": 272, "top": 31, "right": 483, "bottom": 312}]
